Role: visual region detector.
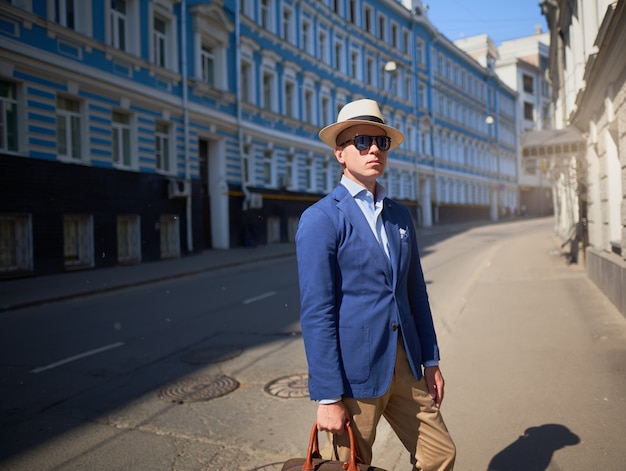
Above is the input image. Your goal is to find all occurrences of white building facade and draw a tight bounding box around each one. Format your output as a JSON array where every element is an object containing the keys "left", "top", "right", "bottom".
[{"left": 541, "top": 0, "right": 626, "bottom": 316}]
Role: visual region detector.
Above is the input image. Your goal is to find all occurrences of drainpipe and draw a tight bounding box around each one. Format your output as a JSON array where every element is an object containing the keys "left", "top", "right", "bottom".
[
  {"left": 409, "top": 11, "right": 421, "bottom": 225},
  {"left": 427, "top": 32, "right": 442, "bottom": 224},
  {"left": 235, "top": 0, "right": 250, "bottom": 210},
  {"left": 181, "top": 0, "right": 193, "bottom": 252}
]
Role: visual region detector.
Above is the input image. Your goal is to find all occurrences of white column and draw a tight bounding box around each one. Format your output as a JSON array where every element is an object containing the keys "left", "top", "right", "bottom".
[
  {"left": 490, "top": 185, "right": 499, "bottom": 221},
  {"left": 421, "top": 177, "right": 433, "bottom": 227}
]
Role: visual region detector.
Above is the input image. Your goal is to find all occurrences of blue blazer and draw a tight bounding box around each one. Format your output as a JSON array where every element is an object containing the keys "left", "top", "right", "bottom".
[{"left": 296, "top": 184, "right": 440, "bottom": 400}]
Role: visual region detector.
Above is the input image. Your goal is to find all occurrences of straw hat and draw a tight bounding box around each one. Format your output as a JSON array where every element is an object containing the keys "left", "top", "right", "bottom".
[{"left": 318, "top": 99, "right": 405, "bottom": 150}]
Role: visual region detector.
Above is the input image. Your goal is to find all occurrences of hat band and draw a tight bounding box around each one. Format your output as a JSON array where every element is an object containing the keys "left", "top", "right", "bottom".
[{"left": 347, "top": 115, "right": 384, "bottom": 124}]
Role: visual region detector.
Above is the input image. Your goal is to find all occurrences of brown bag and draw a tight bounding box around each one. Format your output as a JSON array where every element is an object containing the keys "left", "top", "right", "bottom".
[{"left": 281, "top": 422, "right": 387, "bottom": 471}]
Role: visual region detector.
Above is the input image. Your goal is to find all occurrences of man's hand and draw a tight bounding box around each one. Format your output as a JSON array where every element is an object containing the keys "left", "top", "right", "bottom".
[
  {"left": 424, "top": 366, "right": 445, "bottom": 408},
  {"left": 316, "top": 401, "right": 350, "bottom": 435}
]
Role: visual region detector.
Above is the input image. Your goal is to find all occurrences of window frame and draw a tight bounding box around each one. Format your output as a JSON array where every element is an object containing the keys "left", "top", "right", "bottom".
[
  {"left": 117, "top": 214, "right": 141, "bottom": 264},
  {"left": 109, "top": 0, "right": 128, "bottom": 50},
  {"left": 111, "top": 110, "right": 134, "bottom": 168},
  {"left": 0, "top": 213, "right": 33, "bottom": 274},
  {"left": 56, "top": 95, "right": 84, "bottom": 161},
  {"left": 63, "top": 214, "right": 94, "bottom": 269},
  {"left": 200, "top": 44, "right": 215, "bottom": 86},
  {"left": 0, "top": 80, "right": 19, "bottom": 154},
  {"left": 155, "top": 120, "right": 172, "bottom": 173}
]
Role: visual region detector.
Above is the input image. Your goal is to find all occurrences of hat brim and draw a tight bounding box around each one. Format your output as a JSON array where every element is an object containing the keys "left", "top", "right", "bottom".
[{"left": 319, "top": 120, "right": 405, "bottom": 151}]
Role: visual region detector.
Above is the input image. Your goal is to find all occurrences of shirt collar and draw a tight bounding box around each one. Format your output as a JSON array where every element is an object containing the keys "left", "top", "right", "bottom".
[{"left": 340, "top": 175, "right": 387, "bottom": 202}]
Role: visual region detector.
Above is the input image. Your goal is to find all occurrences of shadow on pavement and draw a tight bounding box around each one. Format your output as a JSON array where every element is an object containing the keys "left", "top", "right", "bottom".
[{"left": 487, "top": 423, "right": 580, "bottom": 471}]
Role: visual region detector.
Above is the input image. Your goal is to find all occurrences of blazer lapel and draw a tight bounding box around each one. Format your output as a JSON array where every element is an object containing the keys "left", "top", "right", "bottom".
[
  {"left": 334, "top": 186, "right": 391, "bottom": 273},
  {"left": 383, "top": 199, "right": 401, "bottom": 285}
]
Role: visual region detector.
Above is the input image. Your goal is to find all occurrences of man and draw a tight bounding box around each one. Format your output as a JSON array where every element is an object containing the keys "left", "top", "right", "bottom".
[{"left": 296, "top": 99, "right": 456, "bottom": 470}]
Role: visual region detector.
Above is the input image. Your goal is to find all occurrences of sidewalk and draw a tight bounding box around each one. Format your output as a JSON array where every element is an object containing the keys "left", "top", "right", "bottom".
[{"left": 0, "top": 221, "right": 487, "bottom": 313}]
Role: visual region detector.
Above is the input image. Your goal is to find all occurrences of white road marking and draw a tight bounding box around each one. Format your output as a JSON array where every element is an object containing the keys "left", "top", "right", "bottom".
[
  {"left": 243, "top": 291, "right": 277, "bottom": 305},
  {"left": 31, "top": 342, "right": 125, "bottom": 373}
]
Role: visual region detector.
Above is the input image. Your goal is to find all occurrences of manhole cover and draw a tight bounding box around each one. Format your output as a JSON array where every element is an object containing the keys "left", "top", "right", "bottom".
[
  {"left": 159, "top": 375, "right": 239, "bottom": 403},
  {"left": 264, "top": 373, "right": 309, "bottom": 398},
  {"left": 180, "top": 345, "right": 243, "bottom": 365}
]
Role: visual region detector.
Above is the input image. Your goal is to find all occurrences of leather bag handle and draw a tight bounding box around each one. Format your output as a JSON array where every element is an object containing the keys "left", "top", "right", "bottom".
[{"left": 302, "top": 422, "right": 360, "bottom": 471}]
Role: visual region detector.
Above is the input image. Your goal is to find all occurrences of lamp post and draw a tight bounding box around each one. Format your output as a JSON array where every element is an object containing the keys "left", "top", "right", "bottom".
[
  {"left": 486, "top": 114, "right": 500, "bottom": 220},
  {"left": 380, "top": 60, "right": 397, "bottom": 109}
]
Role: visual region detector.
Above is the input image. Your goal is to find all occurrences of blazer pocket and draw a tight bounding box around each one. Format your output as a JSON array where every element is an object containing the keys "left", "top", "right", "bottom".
[{"left": 339, "top": 326, "right": 370, "bottom": 384}]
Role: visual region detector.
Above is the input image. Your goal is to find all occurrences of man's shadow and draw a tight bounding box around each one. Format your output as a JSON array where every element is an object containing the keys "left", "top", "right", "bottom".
[{"left": 487, "top": 424, "right": 580, "bottom": 471}]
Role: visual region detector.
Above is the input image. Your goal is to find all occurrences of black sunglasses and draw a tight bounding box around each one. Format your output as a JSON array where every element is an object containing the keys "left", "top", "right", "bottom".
[{"left": 338, "top": 135, "right": 392, "bottom": 151}]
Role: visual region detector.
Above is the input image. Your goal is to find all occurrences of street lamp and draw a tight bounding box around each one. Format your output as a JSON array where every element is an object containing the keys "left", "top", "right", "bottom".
[
  {"left": 486, "top": 114, "right": 500, "bottom": 220},
  {"left": 384, "top": 60, "right": 397, "bottom": 73}
]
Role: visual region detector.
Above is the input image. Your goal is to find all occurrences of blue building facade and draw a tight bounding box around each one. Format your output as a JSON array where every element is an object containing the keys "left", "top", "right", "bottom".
[{"left": 0, "top": 0, "right": 517, "bottom": 277}]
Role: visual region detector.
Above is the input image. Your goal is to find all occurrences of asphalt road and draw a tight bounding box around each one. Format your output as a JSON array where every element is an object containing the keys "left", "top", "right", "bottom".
[{"left": 1, "top": 217, "right": 625, "bottom": 470}]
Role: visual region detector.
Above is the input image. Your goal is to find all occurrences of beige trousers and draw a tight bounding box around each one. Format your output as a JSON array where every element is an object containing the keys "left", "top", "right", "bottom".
[{"left": 323, "top": 339, "right": 456, "bottom": 471}]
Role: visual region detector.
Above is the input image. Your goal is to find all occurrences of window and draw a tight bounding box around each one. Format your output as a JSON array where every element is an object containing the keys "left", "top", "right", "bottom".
[
  {"left": 319, "top": 30, "right": 329, "bottom": 63},
  {"left": 153, "top": 17, "right": 166, "bottom": 67},
  {"left": 524, "top": 158, "right": 537, "bottom": 175},
  {"left": 366, "top": 57, "right": 374, "bottom": 84},
  {"left": 287, "top": 217, "right": 299, "bottom": 242},
  {"left": 110, "top": 0, "right": 127, "bottom": 50},
  {"left": 51, "top": 0, "right": 92, "bottom": 35},
  {"left": 117, "top": 215, "right": 141, "bottom": 264},
  {"left": 54, "top": 0, "right": 76, "bottom": 29},
  {"left": 64, "top": 214, "right": 94, "bottom": 269},
  {"left": 191, "top": 4, "right": 230, "bottom": 89},
  {"left": 201, "top": 45, "right": 215, "bottom": 86},
  {"left": 285, "top": 153, "right": 295, "bottom": 189},
  {"left": 260, "top": 0, "right": 273, "bottom": 31},
  {"left": 418, "top": 83, "right": 427, "bottom": 109},
  {"left": 404, "top": 76, "right": 412, "bottom": 101},
  {"left": 241, "top": 143, "right": 253, "bottom": 185},
  {"left": 263, "top": 149, "right": 273, "bottom": 186},
  {"left": 304, "top": 88, "right": 314, "bottom": 123},
  {"left": 285, "top": 80, "right": 295, "bottom": 118},
  {"left": 377, "top": 14, "right": 385, "bottom": 41},
  {"left": 304, "top": 156, "right": 313, "bottom": 190},
  {"left": 57, "top": 96, "right": 82, "bottom": 160},
  {"left": 262, "top": 71, "right": 274, "bottom": 111},
  {"left": 112, "top": 111, "right": 132, "bottom": 167},
  {"left": 391, "top": 23, "right": 398, "bottom": 49},
  {"left": 267, "top": 217, "right": 280, "bottom": 243},
  {"left": 282, "top": 6, "right": 293, "bottom": 43},
  {"left": 321, "top": 95, "right": 330, "bottom": 127},
  {"left": 364, "top": 6, "right": 372, "bottom": 33},
  {"left": 523, "top": 74, "right": 534, "bottom": 94},
  {"left": 403, "top": 30, "right": 410, "bottom": 53},
  {"left": 1, "top": 81, "right": 19, "bottom": 152},
  {"left": 241, "top": 0, "right": 254, "bottom": 17},
  {"left": 155, "top": 121, "right": 171, "bottom": 172},
  {"left": 524, "top": 102, "right": 534, "bottom": 120},
  {"left": 334, "top": 40, "right": 343, "bottom": 71},
  {"left": 0, "top": 214, "right": 33, "bottom": 274},
  {"left": 349, "top": 0, "right": 356, "bottom": 23},
  {"left": 416, "top": 39, "right": 424, "bottom": 64},
  {"left": 302, "top": 19, "right": 311, "bottom": 54},
  {"left": 241, "top": 60, "right": 252, "bottom": 103},
  {"left": 350, "top": 50, "right": 359, "bottom": 79},
  {"left": 159, "top": 214, "right": 180, "bottom": 259}
]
